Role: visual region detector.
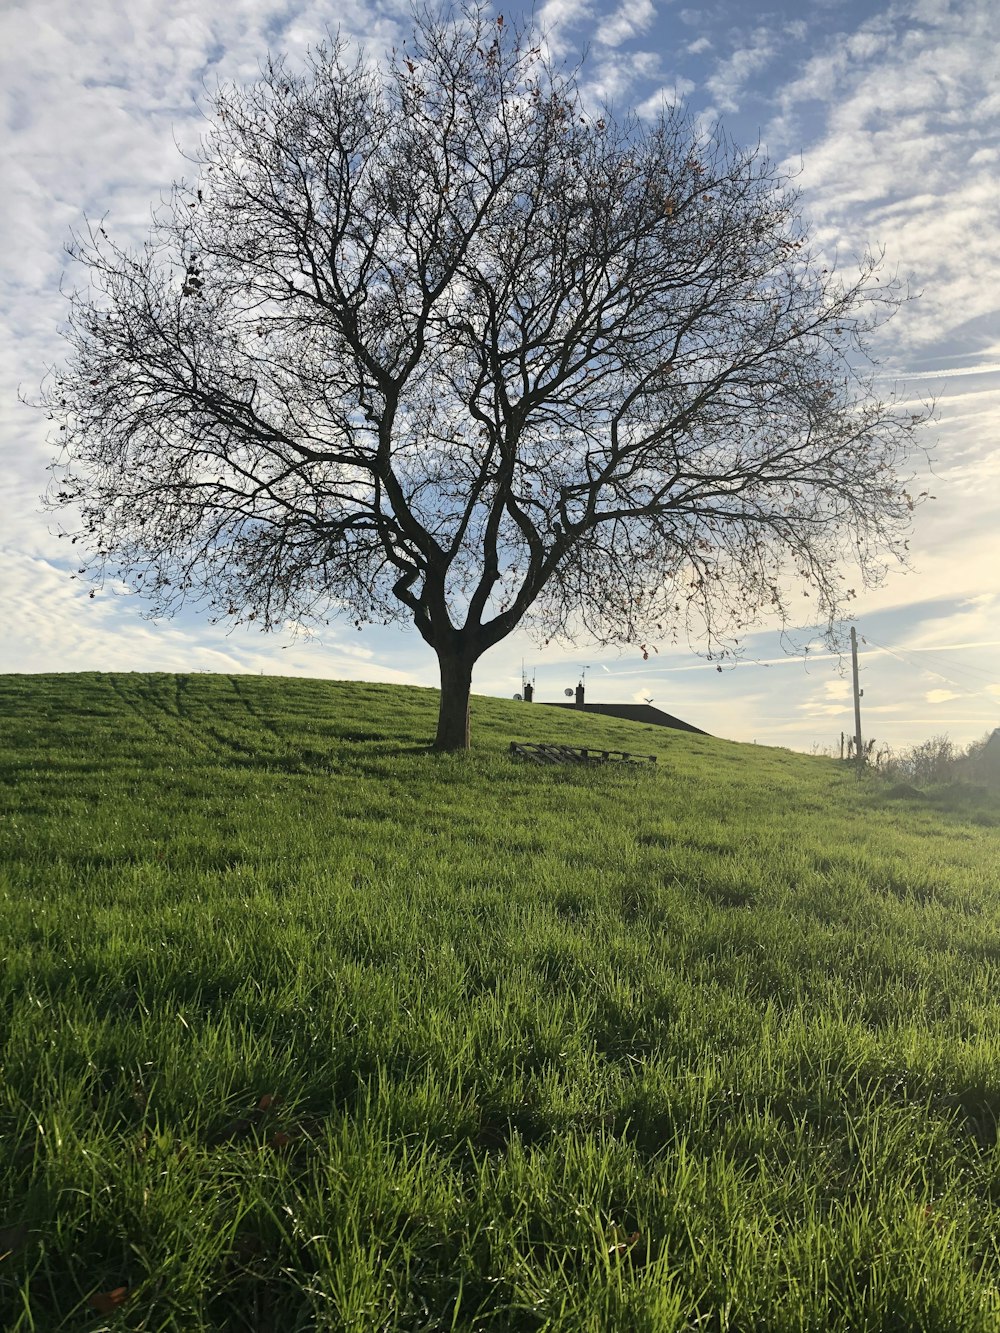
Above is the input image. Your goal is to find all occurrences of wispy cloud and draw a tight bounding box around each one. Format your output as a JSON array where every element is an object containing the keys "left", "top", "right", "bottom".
[
  {"left": 770, "top": 0, "right": 1000, "bottom": 354},
  {"left": 536, "top": 0, "right": 594, "bottom": 51},
  {"left": 890, "top": 362, "right": 1000, "bottom": 382},
  {"left": 704, "top": 26, "right": 776, "bottom": 114},
  {"left": 595, "top": 0, "right": 656, "bottom": 48},
  {"left": 636, "top": 79, "right": 697, "bottom": 119}
]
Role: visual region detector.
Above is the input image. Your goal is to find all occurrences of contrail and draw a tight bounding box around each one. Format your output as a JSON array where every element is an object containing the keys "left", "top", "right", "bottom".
[
  {"left": 588, "top": 639, "right": 1000, "bottom": 678},
  {"left": 889, "top": 362, "right": 1000, "bottom": 382}
]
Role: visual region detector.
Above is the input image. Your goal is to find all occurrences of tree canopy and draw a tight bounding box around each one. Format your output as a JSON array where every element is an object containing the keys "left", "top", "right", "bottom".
[{"left": 45, "top": 5, "right": 928, "bottom": 749}]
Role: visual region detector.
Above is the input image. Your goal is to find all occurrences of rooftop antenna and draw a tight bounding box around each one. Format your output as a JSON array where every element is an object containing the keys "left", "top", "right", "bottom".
[{"left": 520, "top": 659, "right": 536, "bottom": 702}]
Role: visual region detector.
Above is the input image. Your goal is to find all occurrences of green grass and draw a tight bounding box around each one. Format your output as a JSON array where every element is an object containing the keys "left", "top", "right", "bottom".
[{"left": 3, "top": 672, "right": 1000, "bottom": 1331}]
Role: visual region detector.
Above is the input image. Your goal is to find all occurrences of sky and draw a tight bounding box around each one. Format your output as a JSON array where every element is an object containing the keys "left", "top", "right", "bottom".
[{"left": 2, "top": 0, "right": 998, "bottom": 754}]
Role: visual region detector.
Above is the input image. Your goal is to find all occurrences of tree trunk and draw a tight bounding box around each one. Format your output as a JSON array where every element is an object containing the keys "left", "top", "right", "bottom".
[{"left": 434, "top": 648, "right": 475, "bottom": 751}]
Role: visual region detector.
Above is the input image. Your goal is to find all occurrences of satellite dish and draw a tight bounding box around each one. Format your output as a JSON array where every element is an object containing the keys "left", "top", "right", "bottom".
[
  {"left": 513, "top": 693, "right": 522, "bottom": 701},
  {"left": 564, "top": 687, "right": 574, "bottom": 697}
]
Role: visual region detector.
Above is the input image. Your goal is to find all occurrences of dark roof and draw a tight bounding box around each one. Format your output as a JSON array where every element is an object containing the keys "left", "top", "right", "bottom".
[{"left": 541, "top": 702, "right": 709, "bottom": 735}]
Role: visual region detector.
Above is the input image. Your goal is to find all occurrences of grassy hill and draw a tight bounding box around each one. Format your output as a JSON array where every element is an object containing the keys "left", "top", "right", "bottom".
[{"left": 3, "top": 672, "right": 1000, "bottom": 1331}]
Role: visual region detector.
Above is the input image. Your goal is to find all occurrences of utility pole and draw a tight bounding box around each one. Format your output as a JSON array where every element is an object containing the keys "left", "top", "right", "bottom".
[{"left": 850, "top": 627, "right": 864, "bottom": 769}]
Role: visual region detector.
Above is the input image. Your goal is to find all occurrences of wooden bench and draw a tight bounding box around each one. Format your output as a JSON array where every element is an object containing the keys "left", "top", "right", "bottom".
[{"left": 509, "top": 741, "right": 656, "bottom": 767}]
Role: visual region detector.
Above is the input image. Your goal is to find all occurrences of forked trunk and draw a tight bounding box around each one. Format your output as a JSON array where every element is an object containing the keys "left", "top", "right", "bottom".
[{"left": 434, "top": 648, "right": 475, "bottom": 752}]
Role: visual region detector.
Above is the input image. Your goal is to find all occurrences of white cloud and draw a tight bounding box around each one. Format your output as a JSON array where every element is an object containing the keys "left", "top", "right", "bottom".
[
  {"left": 536, "top": 0, "right": 593, "bottom": 52},
  {"left": 704, "top": 27, "right": 776, "bottom": 114},
  {"left": 772, "top": 1, "right": 1000, "bottom": 353},
  {"left": 629, "top": 687, "right": 657, "bottom": 703},
  {"left": 0, "top": 544, "right": 433, "bottom": 683},
  {"left": 595, "top": 0, "right": 656, "bottom": 48},
  {"left": 636, "top": 79, "right": 696, "bottom": 119},
  {"left": 583, "top": 48, "right": 660, "bottom": 105}
]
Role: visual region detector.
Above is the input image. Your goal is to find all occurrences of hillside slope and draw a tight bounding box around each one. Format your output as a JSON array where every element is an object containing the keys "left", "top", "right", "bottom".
[{"left": 3, "top": 673, "right": 1000, "bottom": 1331}]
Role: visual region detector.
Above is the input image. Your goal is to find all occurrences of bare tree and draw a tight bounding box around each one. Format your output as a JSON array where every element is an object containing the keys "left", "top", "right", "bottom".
[{"left": 43, "top": 6, "right": 928, "bottom": 750}]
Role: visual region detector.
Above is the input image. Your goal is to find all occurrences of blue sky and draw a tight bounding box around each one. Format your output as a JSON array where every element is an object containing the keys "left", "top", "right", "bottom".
[{"left": 2, "top": 0, "right": 998, "bottom": 752}]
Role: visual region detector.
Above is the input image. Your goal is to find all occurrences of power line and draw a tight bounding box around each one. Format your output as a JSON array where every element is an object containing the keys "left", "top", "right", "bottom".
[
  {"left": 900, "top": 646, "right": 1000, "bottom": 688},
  {"left": 861, "top": 635, "right": 1000, "bottom": 704}
]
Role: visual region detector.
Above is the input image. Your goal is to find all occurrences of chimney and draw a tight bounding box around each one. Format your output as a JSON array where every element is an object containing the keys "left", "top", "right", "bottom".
[{"left": 575, "top": 682, "right": 585, "bottom": 708}]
